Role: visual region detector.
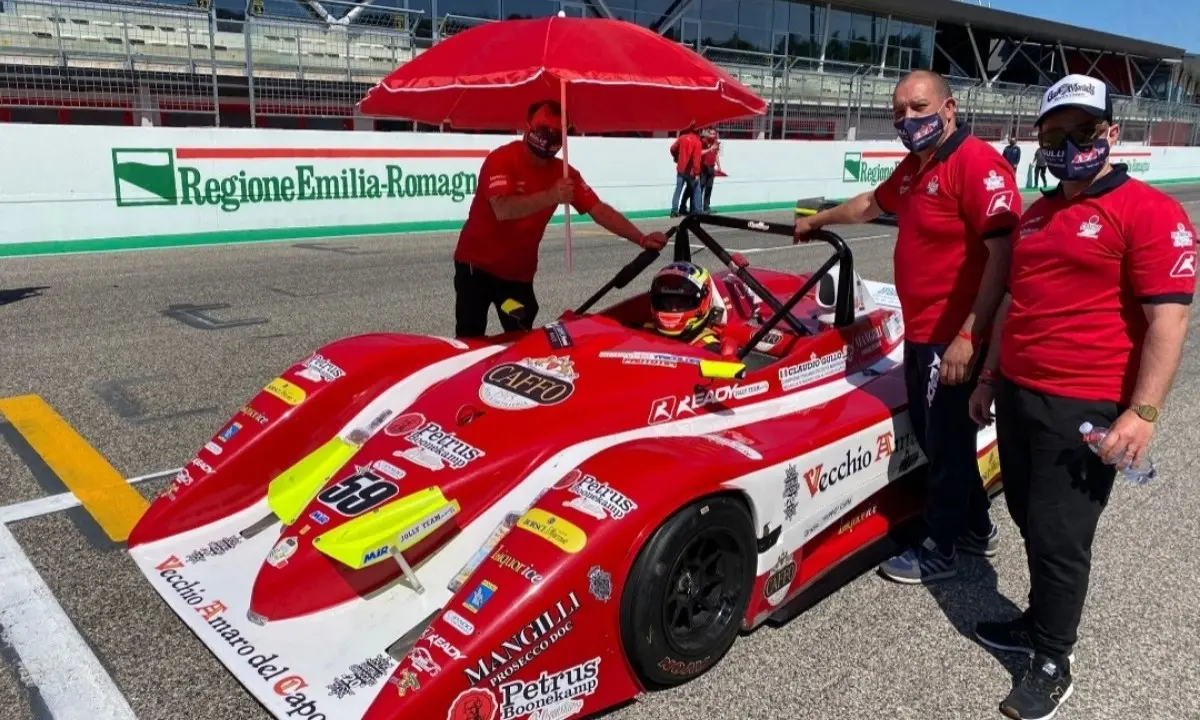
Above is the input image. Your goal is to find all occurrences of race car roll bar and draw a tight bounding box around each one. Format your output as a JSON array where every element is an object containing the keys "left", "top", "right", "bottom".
[
  {"left": 673, "top": 213, "right": 857, "bottom": 346},
  {"left": 573, "top": 226, "right": 677, "bottom": 316},
  {"left": 572, "top": 214, "right": 856, "bottom": 360}
]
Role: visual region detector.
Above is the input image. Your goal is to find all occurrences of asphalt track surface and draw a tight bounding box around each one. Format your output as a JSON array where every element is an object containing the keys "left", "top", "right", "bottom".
[{"left": 2, "top": 186, "right": 1200, "bottom": 720}]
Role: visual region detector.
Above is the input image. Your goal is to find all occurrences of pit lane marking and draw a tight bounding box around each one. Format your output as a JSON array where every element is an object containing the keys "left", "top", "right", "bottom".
[
  {"left": 0, "top": 523, "right": 139, "bottom": 720},
  {"left": 0, "top": 395, "right": 149, "bottom": 542},
  {"left": 0, "top": 468, "right": 178, "bottom": 525}
]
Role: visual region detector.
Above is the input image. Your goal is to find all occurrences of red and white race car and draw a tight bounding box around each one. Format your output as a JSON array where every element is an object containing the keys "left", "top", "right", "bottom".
[{"left": 127, "top": 213, "right": 1001, "bottom": 720}]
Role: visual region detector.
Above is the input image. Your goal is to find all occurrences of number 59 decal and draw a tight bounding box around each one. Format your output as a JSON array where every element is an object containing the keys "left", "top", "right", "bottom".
[{"left": 318, "top": 468, "right": 400, "bottom": 516}]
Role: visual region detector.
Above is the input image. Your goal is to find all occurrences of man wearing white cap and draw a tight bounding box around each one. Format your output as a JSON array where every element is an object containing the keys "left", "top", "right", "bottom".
[{"left": 968, "top": 73, "right": 1196, "bottom": 719}]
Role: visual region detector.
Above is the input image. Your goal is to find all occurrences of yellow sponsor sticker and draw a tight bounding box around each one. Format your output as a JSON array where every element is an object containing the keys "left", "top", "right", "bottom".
[
  {"left": 516, "top": 507, "right": 587, "bottom": 553},
  {"left": 265, "top": 377, "right": 306, "bottom": 406},
  {"left": 978, "top": 445, "right": 1001, "bottom": 485}
]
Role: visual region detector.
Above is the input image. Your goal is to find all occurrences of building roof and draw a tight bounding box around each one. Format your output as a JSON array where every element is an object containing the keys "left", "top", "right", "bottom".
[{"left": 831, "top": 0, "right": 1184, "bottom": 60}]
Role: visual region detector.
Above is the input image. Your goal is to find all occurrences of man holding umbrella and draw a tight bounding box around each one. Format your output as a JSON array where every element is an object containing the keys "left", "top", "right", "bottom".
[{"left": 453, "top": 100, "right": 668, "bottom": 338}]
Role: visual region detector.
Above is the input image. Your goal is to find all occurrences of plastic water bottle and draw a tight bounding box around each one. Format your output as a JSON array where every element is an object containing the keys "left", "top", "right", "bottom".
[{"left": 1079, "top": 422, "right": 1156, "bottom": 485}]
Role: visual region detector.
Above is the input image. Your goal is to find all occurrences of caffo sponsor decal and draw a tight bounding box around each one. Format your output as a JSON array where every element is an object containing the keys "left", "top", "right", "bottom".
[{"left": 110, "top": 146, "right": 486, "bottom": 212}]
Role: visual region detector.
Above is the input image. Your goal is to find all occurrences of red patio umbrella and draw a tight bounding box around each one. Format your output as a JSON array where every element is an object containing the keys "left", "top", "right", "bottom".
[{"left": 358, "top": 14, "right": 767, "bottom": 269}]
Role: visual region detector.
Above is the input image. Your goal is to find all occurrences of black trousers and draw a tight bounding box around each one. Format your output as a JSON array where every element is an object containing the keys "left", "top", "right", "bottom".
[
  {"left": 995, "top": 378, "right": 1121, "bottom": 660},
  {"left": 1035, "top": 166, "right": 1048, "bottom": 186},
  {"left": 904, "top": 342, "right": 993, "bottom": 549},
  {"left": 700, "top": 165, "right": 715, "bottom": 211},
  {"left": 453, "top": 261, "right": 539, "bottom": 338}
]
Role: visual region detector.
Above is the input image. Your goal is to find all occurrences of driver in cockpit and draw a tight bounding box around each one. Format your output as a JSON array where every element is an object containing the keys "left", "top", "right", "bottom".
[{"left": 647, "top": 261, "right": 723, "bottom": 349}]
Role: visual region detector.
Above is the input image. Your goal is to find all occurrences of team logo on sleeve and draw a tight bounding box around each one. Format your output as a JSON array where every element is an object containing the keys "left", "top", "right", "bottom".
[
  {"left": 984, "top": 170, "right": 1006, "bottom": 191},
  {"left": 1170, "top": 251, "right": 1197, "bottom": 279},
  {"left": 986, "top": 190, "right": 1014, "bottom": 216}
]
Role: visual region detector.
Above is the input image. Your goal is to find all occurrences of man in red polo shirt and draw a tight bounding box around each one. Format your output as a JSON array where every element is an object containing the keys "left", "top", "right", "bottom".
[
  {"left": 968, "top": 74, "right": 1195, "bottom": 720},
  {"left": 669, "top": 125, "right": 703, "bottom": 217},
  {"left": 454, "top": 100, "right": 668, "bottom": 337},
  {"left": 699, "top": 128, "right": 721, "bottom": 212},
  {"left": 794, "top": 69, "right": 1019, "bottom": 584}
]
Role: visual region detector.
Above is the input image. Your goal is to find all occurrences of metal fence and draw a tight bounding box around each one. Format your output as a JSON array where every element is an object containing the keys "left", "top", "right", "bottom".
[{"left": 3, "top": 0, "right": 1200, "bottom": 145}]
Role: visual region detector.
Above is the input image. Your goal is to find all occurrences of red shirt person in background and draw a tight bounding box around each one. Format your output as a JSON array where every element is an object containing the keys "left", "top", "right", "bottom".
[
  {"left": 453, "top": 101, "right": 667, "bottom": 338},
  {"left": 968, "top": 74, "right": 1196, "bottom": 720},
  {"left": 699, "top": 128, "right": 720, "bottom": 213},
  {"left": 669, "top": 125, "right": 703, "bottom": 217},
  {"left": 794, "top": 69, "right": 1019, "bottom": 584}
]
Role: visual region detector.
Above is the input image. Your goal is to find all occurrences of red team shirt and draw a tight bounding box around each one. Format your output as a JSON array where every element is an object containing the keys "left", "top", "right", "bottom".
[
  {"left": 455, "top": 140, "right": 600, "bottom": 283},
  {"left": 874, "top": 125, "right": 1022, "bottom": 344},
  {"left": 1001, "top": 166, "right": 1198, "bottom": 403}
]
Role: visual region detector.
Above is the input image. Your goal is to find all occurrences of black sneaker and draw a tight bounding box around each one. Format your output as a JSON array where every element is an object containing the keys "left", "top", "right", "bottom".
[
  {"left": 1000, "top": 653, "right": 1074, "bottom": 720},
  {"left": 975, "top": 617, "right": 1034, "bottom": 655},
  {"left": 975, "top": 618, "right": 1076, "bottom": 663}
]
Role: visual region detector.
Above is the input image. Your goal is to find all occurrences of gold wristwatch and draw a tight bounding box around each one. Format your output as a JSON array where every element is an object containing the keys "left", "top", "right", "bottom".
[{"left": 1132, "top": 404, "right": 1159, "bottom": 423}]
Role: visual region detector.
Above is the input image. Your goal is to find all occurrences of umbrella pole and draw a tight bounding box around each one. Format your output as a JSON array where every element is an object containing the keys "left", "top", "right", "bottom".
[{"left": 561, "top": 79, "right": 573, "bottom": 273}]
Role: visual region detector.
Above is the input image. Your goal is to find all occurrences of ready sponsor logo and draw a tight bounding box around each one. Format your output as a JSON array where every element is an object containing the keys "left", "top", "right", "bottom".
[
  {"left": 152, "top": 555, "right": 328, "bottom": 718},
  {"left": 843, "top": 151, "right": 905, "bottom": 184},
  {"left": 111, "top": 147, "right": 484, "bottom": 212},
  {"left": 647, "top": 380, "right": 769, "bottom": 424}
]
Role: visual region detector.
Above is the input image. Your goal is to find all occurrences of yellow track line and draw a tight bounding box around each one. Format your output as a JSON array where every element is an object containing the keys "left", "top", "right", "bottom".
[{"left": 0, "top": 395, "right": 148, "bottom": 541}]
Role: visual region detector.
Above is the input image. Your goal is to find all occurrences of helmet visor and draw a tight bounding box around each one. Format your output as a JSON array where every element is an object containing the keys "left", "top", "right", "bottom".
[{"left": 651, "top": 275, "right": 702, "bottom": 312}]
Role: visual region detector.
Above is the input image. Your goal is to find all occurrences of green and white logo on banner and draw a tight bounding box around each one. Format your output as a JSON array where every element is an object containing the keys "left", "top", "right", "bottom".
[{"left": 112, "top": 148, "right": 178, "bottom": 206}]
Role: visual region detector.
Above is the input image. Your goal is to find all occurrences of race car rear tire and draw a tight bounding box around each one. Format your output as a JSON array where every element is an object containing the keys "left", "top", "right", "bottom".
[{"left": 619, "top": 494, "right": 756, "bottom": 689}]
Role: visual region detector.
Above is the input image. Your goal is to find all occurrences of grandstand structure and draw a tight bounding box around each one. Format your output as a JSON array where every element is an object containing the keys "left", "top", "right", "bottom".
[{"left": 1, "top": 0, "right": 1199, "bottom": 144}]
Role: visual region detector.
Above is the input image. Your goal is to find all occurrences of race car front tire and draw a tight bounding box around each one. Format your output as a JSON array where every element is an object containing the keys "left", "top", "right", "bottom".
[{"left": 619, "top": 494, "right": 757, "bottom": 689}]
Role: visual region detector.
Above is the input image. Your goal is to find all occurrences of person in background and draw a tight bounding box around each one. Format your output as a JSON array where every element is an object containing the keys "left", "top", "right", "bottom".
[
  {"left": 968, "top": 73, "right": 1196, "bottom": 720},
  {"left": 670, "top": 124, "right": 703, "bottom": 217},
  {"left": 699, "top": 128, "right": 721, "bottom": 213},
  {"left": 453, "top": 100, "right": 668, "bottom": 338},
  {"left": 794, "top": 69, "right": 1019, "bottom": 584},
  {"left": 1003, "top": 134, "right": 1021, "bottom": 169},
  {"left": 1033, "top": 146, "right": 1049, "bottom": 187}
]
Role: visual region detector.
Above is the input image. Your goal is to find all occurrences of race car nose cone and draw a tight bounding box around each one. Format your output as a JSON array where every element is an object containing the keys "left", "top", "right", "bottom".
[{"left": 248, "top": 529, "right": 404, "bottom": 621}]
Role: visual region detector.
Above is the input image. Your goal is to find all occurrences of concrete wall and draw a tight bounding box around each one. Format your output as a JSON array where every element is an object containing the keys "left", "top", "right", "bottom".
[{"left": 2, "top": 123, "right": 1198, "bottom": 256}]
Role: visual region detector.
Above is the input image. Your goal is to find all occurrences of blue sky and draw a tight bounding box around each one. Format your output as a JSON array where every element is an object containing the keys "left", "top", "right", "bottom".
[{"left": 991, "top": 0, "right": 1200, "bottom": 53}]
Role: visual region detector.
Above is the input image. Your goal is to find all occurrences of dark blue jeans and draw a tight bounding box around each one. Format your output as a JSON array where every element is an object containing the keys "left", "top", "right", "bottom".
[
  {"left": 904, "top": 341, "right": 993, "bottom": 550},
  {"left": 671, "top": 172, "right": 701, "bottom": 215}
]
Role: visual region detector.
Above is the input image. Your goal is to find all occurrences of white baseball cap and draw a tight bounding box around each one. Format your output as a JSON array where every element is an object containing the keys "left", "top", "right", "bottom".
[{"left": 1036, "top": 74, "right": 1114, "bottom": 125}]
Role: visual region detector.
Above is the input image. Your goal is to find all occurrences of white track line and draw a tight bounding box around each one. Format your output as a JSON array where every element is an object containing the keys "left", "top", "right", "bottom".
[
  {"left": 0, "top": 468, "right": 178, "bottom": 525},
  {"left": 0, "top": 524, "right": 139, "bottom": 720}
]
